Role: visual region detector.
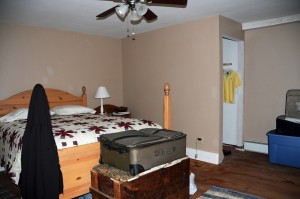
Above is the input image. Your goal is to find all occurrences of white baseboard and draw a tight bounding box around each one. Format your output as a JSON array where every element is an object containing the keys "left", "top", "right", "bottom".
[
  {"left": 186, "top": 147, "right": 219, "bottom": 164},
  {"left": 244, "top": 141, "right": 268, "bottom": 154}
]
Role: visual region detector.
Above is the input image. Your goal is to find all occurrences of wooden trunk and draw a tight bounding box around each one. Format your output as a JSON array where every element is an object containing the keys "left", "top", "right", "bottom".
[{"left": 90, "top": 157, "right": 190, "bottom": 199}]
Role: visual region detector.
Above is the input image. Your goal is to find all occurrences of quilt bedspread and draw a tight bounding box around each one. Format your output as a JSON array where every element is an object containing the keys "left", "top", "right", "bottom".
[{"left": 0, "top": 113, "right": 161, "bottom": 184}]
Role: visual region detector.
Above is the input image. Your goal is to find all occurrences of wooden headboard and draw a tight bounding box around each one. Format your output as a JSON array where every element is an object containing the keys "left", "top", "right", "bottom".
[
  {"left": 0, "top": 86, "right": 87, "bottom": 117},
  {"left": 0, "top": 84, "right": 172, "bottom": 128}
]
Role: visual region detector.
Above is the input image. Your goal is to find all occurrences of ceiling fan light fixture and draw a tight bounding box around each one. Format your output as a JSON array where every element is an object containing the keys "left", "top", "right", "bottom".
[
  {"left": 130, "top": 10, "right": 142, "bottom": 21},
  {"left": 115, "top": 4, "right": 129, "bottom": 18},
  {"left": 135, "top": 3, "right": 148, "bottom": 16}
]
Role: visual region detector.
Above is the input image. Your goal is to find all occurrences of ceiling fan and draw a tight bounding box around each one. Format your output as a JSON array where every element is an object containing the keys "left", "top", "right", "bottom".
[{"left": 96, "top": 0, "right": 188, "bottom": 22}]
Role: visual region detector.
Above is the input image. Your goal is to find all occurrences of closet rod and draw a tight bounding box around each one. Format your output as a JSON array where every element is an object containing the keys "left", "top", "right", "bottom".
[{"left": 223, "top": 63, "right": 232, "bottom": 66}]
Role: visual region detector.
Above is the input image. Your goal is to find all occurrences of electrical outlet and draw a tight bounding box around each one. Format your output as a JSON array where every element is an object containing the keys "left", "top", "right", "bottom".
[{"left": 197, "top": 137, "right": 203, "bottom": 144}]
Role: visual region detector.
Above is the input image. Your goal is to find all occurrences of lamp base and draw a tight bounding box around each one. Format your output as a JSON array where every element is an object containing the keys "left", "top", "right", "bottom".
[{"left": 100, "top": 98, "right": 104, "bottom": 115}]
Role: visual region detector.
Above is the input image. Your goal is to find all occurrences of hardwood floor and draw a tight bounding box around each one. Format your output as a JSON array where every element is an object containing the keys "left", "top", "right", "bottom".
[
  {"left": 189, "top": 147, "right": 300, "bottom": 199},
  {"left": 1, "top": 148, "right": 299, "bottom": 199}
]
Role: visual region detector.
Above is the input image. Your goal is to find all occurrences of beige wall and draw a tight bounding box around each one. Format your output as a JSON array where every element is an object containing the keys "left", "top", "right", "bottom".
[
  {"left": 1, "top": 17, "right": 238, "bottom": 163},
  {"left": 122, "top": 16, "right": 242, "bottom": 161},
  {"left": 244, "top": 22, "right": 300, "bottom": 143},
  {"left": 219, "top": 17, "right": 244, "bottom": 41},
  {"left": 3, "top": 17, "right": 297, "bottom": 162},
  {"left": 0, "top": 22, "right": 123, "bottom": 108}
]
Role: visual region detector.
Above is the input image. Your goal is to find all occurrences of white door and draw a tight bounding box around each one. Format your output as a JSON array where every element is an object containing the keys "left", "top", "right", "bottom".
[{"left": 222, "top": 38, "right": 244, "bottom": 146}]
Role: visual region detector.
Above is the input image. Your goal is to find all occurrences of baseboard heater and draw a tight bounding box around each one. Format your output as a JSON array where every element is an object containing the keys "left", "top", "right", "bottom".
[{"left": 244, "top": 141, "right": 268, "bottom": 154}]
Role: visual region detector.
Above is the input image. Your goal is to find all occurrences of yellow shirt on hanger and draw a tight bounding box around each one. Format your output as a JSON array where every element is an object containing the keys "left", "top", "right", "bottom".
[{"left": 223, "top": 70, "right": 240, "bottom": 103}]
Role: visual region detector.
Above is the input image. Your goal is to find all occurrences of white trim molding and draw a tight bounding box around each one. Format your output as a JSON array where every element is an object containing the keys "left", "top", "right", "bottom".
[
  {"left": 242, "top": 14, "right": 300, "bottom": 30},
  {"left": 244, "top": 141, "right": 268, "bottom": 154},
  {"left": 186, "top": 147, "right": 219, "bottom": 164}
]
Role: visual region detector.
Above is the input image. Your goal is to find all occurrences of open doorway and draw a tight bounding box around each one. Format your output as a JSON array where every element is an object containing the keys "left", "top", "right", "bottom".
[{"left": 222, "top": 37, "right": 244, "bottom": 148}]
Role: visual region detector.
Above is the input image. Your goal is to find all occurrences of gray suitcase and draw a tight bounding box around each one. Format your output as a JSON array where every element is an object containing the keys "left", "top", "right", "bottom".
[
  {"left": 276, "top": 89, "right": 300, "bottom": 137},
  {"left": 99, "top": 128, "right": 186, "bottom": 175}
]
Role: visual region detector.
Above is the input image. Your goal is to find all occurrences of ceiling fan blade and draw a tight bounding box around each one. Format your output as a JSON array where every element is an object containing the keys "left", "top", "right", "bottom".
[
  {"left": 143, "top": 9, "right": 158, "bottom": 22},
  {"left": 148, "top": 0, "right": 187, "bottom": 6},
  {"left": 96, "top": 5, "right": 118, "bottom": 19},
  {"left": 100, "top": 0, "right": 123, "bottom": 2}
]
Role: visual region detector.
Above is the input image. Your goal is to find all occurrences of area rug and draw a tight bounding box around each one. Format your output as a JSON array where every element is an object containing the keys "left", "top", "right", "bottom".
[
  {"left": 0, "top": 185, "right": 18, "bottom": 199},
  {"left": 198, "top": 186, "right": 264, "bottom": 199}
]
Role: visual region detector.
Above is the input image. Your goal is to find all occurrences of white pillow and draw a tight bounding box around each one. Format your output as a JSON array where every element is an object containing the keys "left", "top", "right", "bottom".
[
  {"left": 0, "top": 108, "right": 55, "bottom": 122},
  {"left": 51, "top": 105, "right": 96, "bottom": 115},
  {"left": 0, "top": 108, "right": 28, "bottom": 122}
]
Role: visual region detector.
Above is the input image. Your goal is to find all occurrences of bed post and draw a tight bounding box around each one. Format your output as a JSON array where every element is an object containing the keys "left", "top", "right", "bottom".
[
  {"left": 163, "top": 83, "right": 171, "bottom": 129},
  {"left": 82, "top": 86, "right": 87, "bottom": 107}
]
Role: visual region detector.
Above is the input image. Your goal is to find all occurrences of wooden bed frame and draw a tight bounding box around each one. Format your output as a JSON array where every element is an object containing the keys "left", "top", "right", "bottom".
[{"left": 0, "top": 83, "right": 171, "bottom": 199}]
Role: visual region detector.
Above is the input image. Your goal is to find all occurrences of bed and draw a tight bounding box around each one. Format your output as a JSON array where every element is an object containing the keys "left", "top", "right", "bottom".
[{"left": 0, "top": 84, "right": 172, "bottom": 199}]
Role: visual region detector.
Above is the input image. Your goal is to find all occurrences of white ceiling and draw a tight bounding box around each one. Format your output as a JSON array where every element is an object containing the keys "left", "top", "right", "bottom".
[{"left": 0, "top": 0, "right": 299, "bottom": 38}]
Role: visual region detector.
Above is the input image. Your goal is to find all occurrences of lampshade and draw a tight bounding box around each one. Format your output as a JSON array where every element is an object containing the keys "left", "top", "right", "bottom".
[
  {"left": 115, "top": 4, "right": 129, "bottom": 18},
  {"left": 130, "top": 10, "right": 142, "bottom": 21},
  {"left": 135, "top": 3, "right": 148, "bottom": 16},
  {"left": 95, "top": 86, "right": 110, "bottom": 99}
]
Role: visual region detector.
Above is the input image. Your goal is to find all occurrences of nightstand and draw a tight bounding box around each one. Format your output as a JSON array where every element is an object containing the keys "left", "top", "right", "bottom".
[
  {"left": 94, "top": 104, "right": 131, "bottom": 118},
  {"left": 94, "top": 104, "right": 118, "bottom": 115},
  {"left": 112, "top": 112, "right": 131, "bottom": 118}
]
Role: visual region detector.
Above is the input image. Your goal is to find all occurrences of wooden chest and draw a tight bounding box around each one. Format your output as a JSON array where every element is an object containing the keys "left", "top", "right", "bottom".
[{"left": 90, "top": 157, "right": 190, "bottom": 199}]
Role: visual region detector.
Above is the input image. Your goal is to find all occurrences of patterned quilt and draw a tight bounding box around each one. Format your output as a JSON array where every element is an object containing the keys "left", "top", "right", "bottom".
[{"left": 0, "top": 113, "right": 162, "bottom": 184}]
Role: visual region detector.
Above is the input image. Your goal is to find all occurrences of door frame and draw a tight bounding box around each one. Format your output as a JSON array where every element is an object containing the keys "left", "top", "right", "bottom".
[{"left": 222, "top": 36, "right": 244, "bottom": 147}]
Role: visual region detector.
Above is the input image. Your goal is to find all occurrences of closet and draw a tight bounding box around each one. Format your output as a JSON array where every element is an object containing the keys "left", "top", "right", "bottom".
[{"left": 222, "top": 38, "right": 244, "bottom": 147}]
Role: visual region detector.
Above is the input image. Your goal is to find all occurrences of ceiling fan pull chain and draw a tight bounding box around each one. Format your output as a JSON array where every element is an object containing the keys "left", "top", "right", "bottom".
[
  {"left": 127, "top": 16, "right": 130, "bottom": 38},
  {"left": 127, "top": 28, "right": 130, "bottom": 38},
  {"left": 132, "top": 24, "right": 136, "bottom": 40}
]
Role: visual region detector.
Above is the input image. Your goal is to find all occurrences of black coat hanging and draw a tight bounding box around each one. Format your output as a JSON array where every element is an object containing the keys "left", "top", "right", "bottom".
[{"left": 19, "top": 84, "right": 63, "bottom": 199}]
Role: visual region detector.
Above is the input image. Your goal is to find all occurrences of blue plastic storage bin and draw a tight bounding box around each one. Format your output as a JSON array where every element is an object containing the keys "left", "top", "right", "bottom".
[{"left": 267, "top": 130, "right": 300, "bottom": 168}]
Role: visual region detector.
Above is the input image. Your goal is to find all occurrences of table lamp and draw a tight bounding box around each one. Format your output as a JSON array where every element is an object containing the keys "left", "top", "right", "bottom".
[{"left": 95, "top": 86, "right": 110, "bottom": 115}]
